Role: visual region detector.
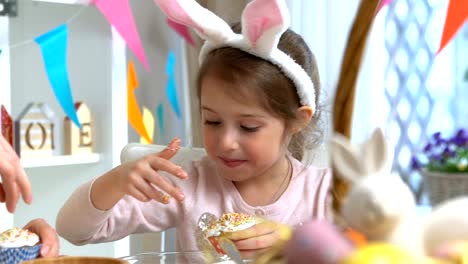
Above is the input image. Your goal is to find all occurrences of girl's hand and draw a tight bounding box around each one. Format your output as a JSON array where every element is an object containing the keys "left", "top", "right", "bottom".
[
  {"left": 91, "top": 138, "right": 189, "bottom": 210},
  {"left": 23, "top": 218, "right": 59, "bottom": 257},
  {"left": 0, "top": 134, "right": 32, "bottom": 213},
  {"left": 226, "top": 220, "right": 289, "bottom": 260},
  {"left": 114, "top": 138, "right": 188, "bottom": 204}
]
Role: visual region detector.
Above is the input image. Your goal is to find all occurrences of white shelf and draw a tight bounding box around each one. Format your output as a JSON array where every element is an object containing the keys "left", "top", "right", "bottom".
[{"left": 21, "top": 153, "right": 101, "bottom": 168}]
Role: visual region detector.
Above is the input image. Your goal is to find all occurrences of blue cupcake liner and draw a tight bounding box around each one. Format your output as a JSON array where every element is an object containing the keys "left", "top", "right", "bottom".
[{"left": 0, "top": 244, "right": 42, "bottom": 264}]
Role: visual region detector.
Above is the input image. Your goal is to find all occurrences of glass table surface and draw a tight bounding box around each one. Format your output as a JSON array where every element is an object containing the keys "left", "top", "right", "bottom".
[{"left": 120, "top": 251, "right": 252, "bottom": 264}]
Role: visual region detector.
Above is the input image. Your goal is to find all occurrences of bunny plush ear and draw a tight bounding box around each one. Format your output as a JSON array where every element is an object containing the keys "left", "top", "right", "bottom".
[
  {"left": 241, "top": 0, "right": 290, "bottom": 55},
  {"left": 330, "top": 128, "right": 394, "bottom": 183},
  {"left": 330, "top": 133, "right": 366, "bottom": 184},
  {"left": 362, "top": 127, "right": 394, "bottom": 175},
  {"left": 154, "top": 0, "right": 234, "bottom": 44}
]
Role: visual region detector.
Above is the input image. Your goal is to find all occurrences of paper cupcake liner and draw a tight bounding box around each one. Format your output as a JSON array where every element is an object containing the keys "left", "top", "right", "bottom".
[{"left": 0, "top": 244, "right": 42, "bottom": 264}]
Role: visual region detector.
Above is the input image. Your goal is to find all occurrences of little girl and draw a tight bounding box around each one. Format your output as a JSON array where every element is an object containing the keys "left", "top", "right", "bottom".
[{"left": 56, "top": 0, "right": 331, "bottom": 260}]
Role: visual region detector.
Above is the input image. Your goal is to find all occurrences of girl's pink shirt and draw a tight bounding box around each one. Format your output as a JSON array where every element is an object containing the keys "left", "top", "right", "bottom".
[{"left": 56, "top": 156, "right": 331, "bottom": 252}]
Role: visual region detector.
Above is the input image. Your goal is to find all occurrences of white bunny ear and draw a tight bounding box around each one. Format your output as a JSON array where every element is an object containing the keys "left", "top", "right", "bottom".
[
  {"left": 362, "top": 128, "right": 393, "bottom": 175},
  {"left": 330, "top": 133, "right": 366, "bottom": 184},
  {"left": 241, "top": 0, "right": 290, "bottom": 55},
  {"left": 154, "top": 0, "right": 234, "bottom": 44}
]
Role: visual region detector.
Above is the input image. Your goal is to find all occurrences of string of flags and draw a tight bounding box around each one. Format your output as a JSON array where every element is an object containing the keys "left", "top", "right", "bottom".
[
  {"left": 1, "top": 0, "right": 466, "bottom": 143},
  {"left": 1, "top": 0, "right": 189, "bottom": 143},
  {"left": 127, "top": 53, "right": 181, "bottom": 144}
]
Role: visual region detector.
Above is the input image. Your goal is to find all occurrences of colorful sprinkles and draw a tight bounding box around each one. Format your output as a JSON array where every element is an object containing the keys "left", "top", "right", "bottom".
[
  {"left": 205, "top": 212, "right": 256, "bottom": 237},
  {"left": 0, "top": 228, "right": 39, "bottom": 247}
]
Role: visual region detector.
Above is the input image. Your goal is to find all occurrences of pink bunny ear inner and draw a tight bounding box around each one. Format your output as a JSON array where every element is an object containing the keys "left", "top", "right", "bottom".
[
  {"left": 242, "top": 0, "right": 289, "bottom": 49},
  {"left": 154, "top": 0, "right": 205, "bottom": 34}
]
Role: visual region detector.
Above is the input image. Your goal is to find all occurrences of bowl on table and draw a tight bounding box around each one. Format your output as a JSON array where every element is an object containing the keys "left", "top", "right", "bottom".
[
  {"left": 21, "top": 256, "right": 128, "bottom": 264},
  {"left": 120, "top": 251, "right": 252, "bottom": 264}
]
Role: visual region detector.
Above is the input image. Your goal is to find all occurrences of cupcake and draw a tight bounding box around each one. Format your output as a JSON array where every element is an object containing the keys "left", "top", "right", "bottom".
[
  {"left": 0, "top": 227, "right": 42, "bottom": 264},
  {"left": 198, "top": 212, "right": 255, "bottom": 262},
  {"left": 204, "top": 213, "right": 256, "bottom": 237}
]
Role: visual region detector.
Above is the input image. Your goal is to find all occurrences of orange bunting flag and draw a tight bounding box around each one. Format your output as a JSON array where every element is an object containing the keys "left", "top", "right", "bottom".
[
  {"left": 437, "top": 0, "right": 468, "bottom": 54},
  {"left": 127, "top": 61, "right": 152, "bottom": 144}
]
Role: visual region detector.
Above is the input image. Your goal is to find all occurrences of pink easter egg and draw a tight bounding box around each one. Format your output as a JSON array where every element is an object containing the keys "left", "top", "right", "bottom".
[{"left": 283, "top": 220, "right": 354, "bottom": 264}]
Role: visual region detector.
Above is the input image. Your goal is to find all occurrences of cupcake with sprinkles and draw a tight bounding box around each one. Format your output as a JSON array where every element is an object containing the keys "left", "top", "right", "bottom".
[
  {"left": 0, "top": 227, "right": 42, "bottom": 264},
  {"left": 204, "top": 212, "right": 256, "bottom": 237}
]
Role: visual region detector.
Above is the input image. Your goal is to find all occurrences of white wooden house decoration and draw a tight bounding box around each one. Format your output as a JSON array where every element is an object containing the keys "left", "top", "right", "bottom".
[
  {"left": 64, "top": 102, "right": 94, "bottom": 155},
  {"left": 14, "top": 103, "right": 58, "bottom": 158},
  {"left": 1, "top": 105, "right": 14, "bottom": 147}
]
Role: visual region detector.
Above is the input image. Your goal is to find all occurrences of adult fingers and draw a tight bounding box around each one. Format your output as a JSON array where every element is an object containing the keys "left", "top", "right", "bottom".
[
  {"left": 4, "top": 180, "right": 18, "bottom": 213},
  {"left": 0, "top": 183, "right": 5, "bottom": 202},
  {"left": 16, "top": 167, "right": 32, "bottom": 204}
]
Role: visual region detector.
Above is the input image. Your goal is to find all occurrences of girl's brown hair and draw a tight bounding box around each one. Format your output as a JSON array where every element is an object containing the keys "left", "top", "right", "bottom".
[{"left": 196, "top": 24, "right": 323, "bottom": 161}]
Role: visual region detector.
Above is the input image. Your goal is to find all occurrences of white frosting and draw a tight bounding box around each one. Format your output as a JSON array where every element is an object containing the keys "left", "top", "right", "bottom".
[{"left": 0, "top": 228, "right": 40, "bottom": 248}]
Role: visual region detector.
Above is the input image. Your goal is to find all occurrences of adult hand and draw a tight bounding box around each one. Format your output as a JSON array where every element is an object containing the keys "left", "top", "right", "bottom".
[
  {"left": 226, "top": 220, "right": 290, "bottom": 260},
  {"left": 23, "top": 218, "right": 60, "bottom": 257},
  {"left": 0, "top": 134, "right": 32, "bottom": 213}
]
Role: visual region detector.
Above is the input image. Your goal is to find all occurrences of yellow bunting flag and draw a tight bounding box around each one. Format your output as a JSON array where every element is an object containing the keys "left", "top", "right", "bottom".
[
  {"left": 127, "top": 61, "right": 152, "bottom": 144},
  {"left": 140, "top": 106, "right": 155, "bottom": 144}
]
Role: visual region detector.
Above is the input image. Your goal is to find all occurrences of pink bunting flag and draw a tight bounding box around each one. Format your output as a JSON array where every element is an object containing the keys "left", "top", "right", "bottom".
[
  {"left": 437, "top": 0, "right": 468, "bottom": 54},
  {"left": 93, "top": 0, "right": 150, "bottom": 70},
  {"left": 377, "top": 0, "right": 391, "bottom": 15},
  {"left": 167, "top": 18, "right": 196, "bottom": 47}
]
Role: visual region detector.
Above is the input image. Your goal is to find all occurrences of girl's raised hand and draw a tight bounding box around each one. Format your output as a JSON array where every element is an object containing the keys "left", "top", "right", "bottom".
[
  {"left": 116, "top": 138, "right": 188, "bottom": 203},
  {"left": 91, "top": 138, "right": 188, "bottom": 210}
]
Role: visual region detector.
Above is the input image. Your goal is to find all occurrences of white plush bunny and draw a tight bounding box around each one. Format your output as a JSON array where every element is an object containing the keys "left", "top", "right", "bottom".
[
  {"left": 330, "top": 128, "right": 424, "bottom": 254},
  {"left": 331, "top": 128, "right": 468, "bottom": 256}
]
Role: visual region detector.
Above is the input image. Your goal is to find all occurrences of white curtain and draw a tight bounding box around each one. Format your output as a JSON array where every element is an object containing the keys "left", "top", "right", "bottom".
[{"left": 286, "top": 0, "right": 387, "bottom": 142}]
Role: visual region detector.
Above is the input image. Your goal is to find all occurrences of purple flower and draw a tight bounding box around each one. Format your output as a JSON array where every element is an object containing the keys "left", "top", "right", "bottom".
[
  {"left": 452, "top": 136, "right": 467, "bottom": 147},
  {"left": 443, "top": 146, "right": 456, "bottom": 158},
  {"left": 423, "top": 143, "right": 432, "bottom": 153},
  {"left": 411, "top": 128, "right": 468, "bottom": 173},
  {"left": 411, "top": 157, "right": 421, "bottom": 170},
  {"left": 430, "top": 154, "right": 442, "bottom": 162},
  {"left": 456, "top": 128, "right": 467, "bottom": 139}
]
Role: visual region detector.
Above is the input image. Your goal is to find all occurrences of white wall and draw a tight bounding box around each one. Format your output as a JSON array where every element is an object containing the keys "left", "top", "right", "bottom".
[{"left": 287, "top": 0, "right": 386, "bottom": 142}]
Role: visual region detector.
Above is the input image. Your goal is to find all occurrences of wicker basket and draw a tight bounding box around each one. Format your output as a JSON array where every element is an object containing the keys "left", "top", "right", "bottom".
[
  {"left": 21, "top": 256, "right": 128, "bottom": 264},
  {"left": 423, "top": 169, "right": 468, "bottom": 206}
]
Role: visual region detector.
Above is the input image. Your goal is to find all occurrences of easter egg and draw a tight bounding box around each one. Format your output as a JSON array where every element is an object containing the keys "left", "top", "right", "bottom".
[
  {"left": 340, "top": 243, "right": 434, "bottom": 264},
  {"left": 431, "top": 241, "right": 468, "bottom": 264},
  {"left": 283, "top": 220, "right": 353, "bottom": 264}
]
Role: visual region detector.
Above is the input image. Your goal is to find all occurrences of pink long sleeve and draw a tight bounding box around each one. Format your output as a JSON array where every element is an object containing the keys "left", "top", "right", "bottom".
[{"left": 56, "top": 156, "right": 332, "bottom": 252}]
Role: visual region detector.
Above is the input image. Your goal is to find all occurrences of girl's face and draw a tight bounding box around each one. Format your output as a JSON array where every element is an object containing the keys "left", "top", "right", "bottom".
[{"left": 200, "top": 76, "right": 290, "bottom": 182}]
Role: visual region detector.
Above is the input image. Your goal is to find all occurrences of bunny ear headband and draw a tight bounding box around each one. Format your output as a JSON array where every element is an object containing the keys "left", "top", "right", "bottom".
[{"left": 154, "top": 0, "right": 316, "bottom": 111}]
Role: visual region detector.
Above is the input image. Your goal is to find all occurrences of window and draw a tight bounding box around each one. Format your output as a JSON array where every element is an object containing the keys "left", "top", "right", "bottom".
[{"left": 383, "top": 0, "right": 467, "bottom": 201}]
